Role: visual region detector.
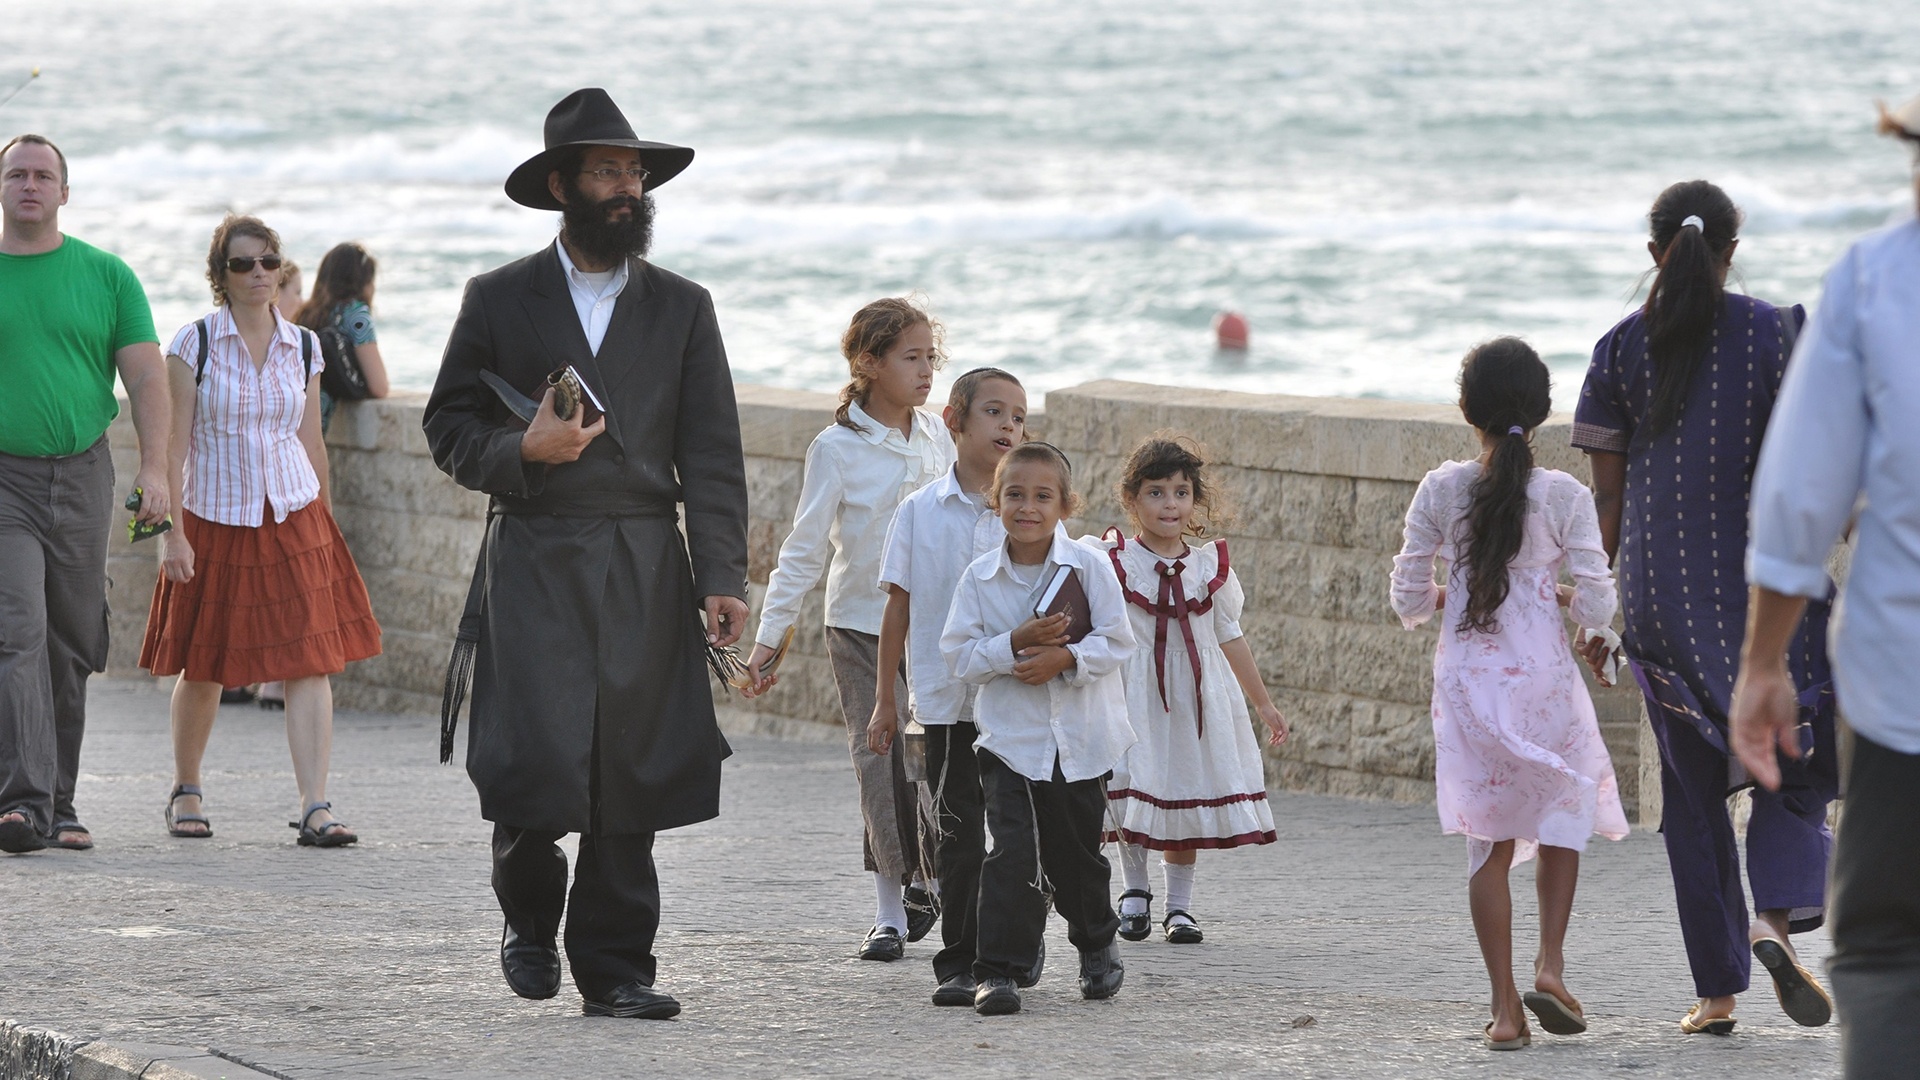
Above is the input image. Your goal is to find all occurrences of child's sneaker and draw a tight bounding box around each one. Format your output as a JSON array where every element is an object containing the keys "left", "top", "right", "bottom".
[
  {"left": 974, "top": 976, "right": 1021, "bottom": 1015},
  {"left": 1079, "top": 942, "right": 1124, "bottom": 1000}
]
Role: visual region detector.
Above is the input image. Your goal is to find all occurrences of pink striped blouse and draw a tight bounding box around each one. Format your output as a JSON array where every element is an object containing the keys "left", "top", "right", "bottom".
[{"left": 166, "top": 308, "right": 323, "bottom": 527}]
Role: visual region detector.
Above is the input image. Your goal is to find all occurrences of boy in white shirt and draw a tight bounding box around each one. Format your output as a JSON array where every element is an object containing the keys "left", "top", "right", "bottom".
[
  {"left": 868, "top": 368, "right": 1028, "bottom": 1006},
  {"left": 940, "top": 443, "right": 1137, "bottom": 1015}
]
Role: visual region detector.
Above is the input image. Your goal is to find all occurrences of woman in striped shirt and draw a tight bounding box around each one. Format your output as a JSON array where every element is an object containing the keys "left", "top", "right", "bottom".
[{"left": 140, "top": 215, "right": 381, "bottom": 847}]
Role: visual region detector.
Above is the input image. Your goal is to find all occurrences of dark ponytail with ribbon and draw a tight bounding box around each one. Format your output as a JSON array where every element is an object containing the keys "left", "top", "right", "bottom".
[
  {"left": 1456, "top": 337, "right": 1552, "bottom": 635},
  {"left": 1643, "top": 180, "right": 1741, "bottom": 437}
]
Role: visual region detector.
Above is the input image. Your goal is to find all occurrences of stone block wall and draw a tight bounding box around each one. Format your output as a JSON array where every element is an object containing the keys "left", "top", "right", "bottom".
[{"left": 103, "top": 378, "right": 1646, "bottom": 819}]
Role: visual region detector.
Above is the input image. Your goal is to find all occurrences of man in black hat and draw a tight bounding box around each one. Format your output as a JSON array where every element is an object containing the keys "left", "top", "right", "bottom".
[{"left": 424, "top": 88, "right": 749, "bottom": 1020}]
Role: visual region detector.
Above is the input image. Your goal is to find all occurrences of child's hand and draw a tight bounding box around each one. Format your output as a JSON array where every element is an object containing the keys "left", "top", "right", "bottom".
[
  {"left": 1010, "top": 612, "right": 1072, "bottom": 652},
  {"left": 1257, "top": 703, "right": 1290, "bottom": 746},
  {"left": 866, "top": 701, "right": 898, "bottom": 755},
  {"left": 1555, "top": 583, "right": 1575, "bottom": 608},
  {"left": 1013, "top": 645, "right": 1075, "bottom": 685},
  {"left": 738, "top": 642, "right": 781, "bottom": 698}
]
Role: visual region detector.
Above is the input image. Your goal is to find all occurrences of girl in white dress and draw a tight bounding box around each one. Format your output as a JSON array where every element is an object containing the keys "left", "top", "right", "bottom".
[{"left": 1093, "top": 436, "right": 1288, "bottom": 944}]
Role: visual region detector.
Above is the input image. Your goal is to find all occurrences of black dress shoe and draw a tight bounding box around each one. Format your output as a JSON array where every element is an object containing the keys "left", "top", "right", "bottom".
[
  {"left": 974, "top": 975, "right": 1021, "bottom": 1015},
  {"left": 931, "top": 972, "right": 976, "bottom": 1007},
  {"left": 1079, "top": 941, "right": 1124, "bottom": 1000},
  {"left": 1163, "top": 910, "right": 1204, "bottom": 944},
  {"left": 903, "top": 885, "right": 940, "bottom": 943},
  {"left": 500, "top": 923, "right": 561, "bottom": 1000},
  {"left": 859, "top": 924, "right": 905, "bottom": 961},
  {"left": 582, "top": 981, "right": 681, "bottom": 1020},
  {"left": 1117, "top": 889, "right": 1153, "bottom": 941}
]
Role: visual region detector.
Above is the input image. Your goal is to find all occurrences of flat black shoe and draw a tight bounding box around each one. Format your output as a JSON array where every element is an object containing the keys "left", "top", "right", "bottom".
[
  {"left": 500, "top": 923, "right": 561, "bottom": 1000},
  {"left": 1163, "top": 910, "right": 1203, "bottom": 944},
  {"left": 582, "top": 981, "right": 680, "bottom": 1020},
  {"left": 0, "top": 811, "right": 46, "bottom": 854},
  {"left": 1079, "top": 941, "right": 1125, "bottom": 1000},
  {"left": 904, "top": 885, "right": 940, "bottom": 943},
  {"left": 1117, "top": 889, "right": 1153, "bottom": 941},
  {"left": 932, "top": 973, "right": 976, "bottom": 1007},
  {"left": 859, "top": 924, "right": 904, "bottom": 961},
  {"left": 1015, "top": 936, "right": 1045, "bottom": 989},
  {"left": 974, "top": 976, "right": 1021, "bottom": 1015}
]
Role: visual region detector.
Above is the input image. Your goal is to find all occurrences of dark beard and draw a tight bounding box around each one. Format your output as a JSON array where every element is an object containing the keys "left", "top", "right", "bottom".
[{"left": 560, "top": 183, "right": 654, "bottom": 266}]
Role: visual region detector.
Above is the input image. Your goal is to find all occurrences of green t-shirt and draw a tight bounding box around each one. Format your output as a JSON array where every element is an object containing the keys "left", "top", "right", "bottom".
[{"left": 0, "top": 235, "right": 158, "bottom": 457}]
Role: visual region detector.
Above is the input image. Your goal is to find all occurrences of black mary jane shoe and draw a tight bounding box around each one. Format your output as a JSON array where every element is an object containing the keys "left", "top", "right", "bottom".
[
  {"left": 974, "top": 976, "right": 1021, "bottom": 1016},
  {"left": 500, "top": 923, "right": 561, "bottom": 1000},
  {"left": 1117, "top": 889, "right": 1153, "bottom": 941},
  {"left": 859, "top": 924, "right": 905, "bottom": 961},
  {"left": 1079, "top": 942, "right": 1125, "bottom": 1000},
  {"left": 903, "top": 885, "right": 940, "bottom": 943},
  {"left": 582, "top": 981, "right": 681, "bottom": 1020},
  {"left": 932, "top": 973, "right": 976, "bottom": 1007},
  {"left": 1163, "top": 910, "right": 1204, "bottom": 944}
]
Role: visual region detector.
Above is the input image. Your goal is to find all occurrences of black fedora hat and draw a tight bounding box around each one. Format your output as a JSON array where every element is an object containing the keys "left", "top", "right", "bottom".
[{"left": 504, "top": 88, "right": 694, "bottom": 211}]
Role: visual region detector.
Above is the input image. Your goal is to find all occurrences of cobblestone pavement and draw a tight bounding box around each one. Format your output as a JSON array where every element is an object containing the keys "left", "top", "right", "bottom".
[{"left": 0, "top": 679, "right": 1840, "bottom": 1078}]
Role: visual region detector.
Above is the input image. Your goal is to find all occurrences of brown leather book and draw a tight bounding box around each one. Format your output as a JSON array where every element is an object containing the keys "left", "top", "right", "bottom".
[{"left": 1033, "top": 565, "right": 1092, "bottom": 645}]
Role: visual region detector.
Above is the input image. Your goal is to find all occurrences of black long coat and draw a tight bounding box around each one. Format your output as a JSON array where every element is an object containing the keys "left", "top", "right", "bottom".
[{"left": 423, "top": 244, "right": 748, "bottom": 835}]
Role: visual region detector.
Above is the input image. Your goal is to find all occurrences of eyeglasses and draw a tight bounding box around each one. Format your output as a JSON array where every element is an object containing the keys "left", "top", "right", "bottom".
[
  {"left": 580, "top": 167, "right": 650, "bottom": 186},
  {"left": 226, "top": 254, "right": 284, "bottom": 273}
]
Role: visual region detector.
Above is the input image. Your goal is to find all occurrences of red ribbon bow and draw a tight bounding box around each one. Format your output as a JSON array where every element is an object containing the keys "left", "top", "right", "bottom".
[{"left": 1105, "top": 531, "right": 1230, "bottom": 736}]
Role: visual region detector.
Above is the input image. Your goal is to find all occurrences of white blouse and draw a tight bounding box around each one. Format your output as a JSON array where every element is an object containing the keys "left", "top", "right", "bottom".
[
  {"left": 755, "top": 400, "right": 955, "bottom": 645},
  {"left": 166, "top": 308, "right": 322, "bottom": 527}
]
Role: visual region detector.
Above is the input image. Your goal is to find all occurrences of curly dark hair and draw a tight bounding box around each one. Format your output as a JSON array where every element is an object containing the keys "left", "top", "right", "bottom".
[
  {"left": 1116, "top": 433, "right": 1231, "bottom": 539},
  {"left": 204, "top": 214, "right": 282, "bottom": 307}
]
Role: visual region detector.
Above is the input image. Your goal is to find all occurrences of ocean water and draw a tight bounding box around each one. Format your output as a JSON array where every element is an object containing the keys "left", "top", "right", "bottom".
[{"left": 6, "top": 1, "right": 1916, "bottom": 409}]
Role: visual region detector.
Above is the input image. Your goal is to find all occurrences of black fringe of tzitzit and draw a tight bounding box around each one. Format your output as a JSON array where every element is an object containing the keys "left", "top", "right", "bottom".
[{"left": 440, "top": 637, "right": 477, "bottom": 764}]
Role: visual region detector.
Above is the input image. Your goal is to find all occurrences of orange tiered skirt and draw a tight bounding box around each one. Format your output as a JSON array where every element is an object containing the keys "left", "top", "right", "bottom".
[{"left": 140, "top": 501, "right": 381, "bottom": 685}]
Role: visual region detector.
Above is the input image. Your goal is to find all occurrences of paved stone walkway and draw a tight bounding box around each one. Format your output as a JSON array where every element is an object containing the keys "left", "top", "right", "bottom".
[{"left": 0, "top": 679, "right": 1840, "bottom": 1078}]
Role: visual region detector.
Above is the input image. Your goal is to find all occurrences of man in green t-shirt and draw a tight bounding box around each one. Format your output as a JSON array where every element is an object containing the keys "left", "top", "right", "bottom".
[{"left": 0, "top": 134, "right": 170, "bottom": 853}]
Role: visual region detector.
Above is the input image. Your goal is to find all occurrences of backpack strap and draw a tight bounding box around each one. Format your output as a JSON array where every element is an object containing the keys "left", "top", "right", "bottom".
[
  {"left": 301, "top": 328, "right": 315, "bottom": 383},
  {"left": 193, "top": 318, "right": 211, "bottom": 385},
  {"left": 1781, "top": 303, "right": 1804, "bottom": 361}
]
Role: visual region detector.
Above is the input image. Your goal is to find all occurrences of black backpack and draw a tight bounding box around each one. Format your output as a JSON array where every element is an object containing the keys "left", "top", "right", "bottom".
[
  {"left": 315, "top": 322, "right": 373, "bottom": 401},
  {"left": 195, "top": 317, "right": 316, "bottom": 386}
]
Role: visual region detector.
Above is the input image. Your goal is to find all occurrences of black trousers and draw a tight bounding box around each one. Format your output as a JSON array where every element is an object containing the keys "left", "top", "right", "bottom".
[
  {"left": 928, "top": 722, "right": 985, "bottom": 982},
  {"left": 1829, "top": 730, "right": 1920, "bottom": 1080},
  {"left": 492, "top": 824, "right": 660, "bottom": 998},
  {"left": 973, "top": 748, "right": 1119, "bottom": 983}
]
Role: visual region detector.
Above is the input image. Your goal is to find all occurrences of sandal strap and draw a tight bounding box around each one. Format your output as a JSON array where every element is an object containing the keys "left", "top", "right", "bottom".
[
  {"left": 292, "top": 801, "right": 335, "bottom": 830},
  {"left": 1119, "top": 889, "right": 1153, "bottom": 901},
  {"left": 169, "top": 784, "right": 203, "bottom": 801},
  {"left": 1163, "top": 909, "right": 1198, "bottom": 926}
]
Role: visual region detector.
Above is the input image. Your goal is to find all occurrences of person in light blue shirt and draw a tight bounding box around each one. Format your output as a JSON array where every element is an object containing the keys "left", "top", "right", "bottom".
[{"left": 1733, "top": 96, "right": 1920, "bottom": 1080}]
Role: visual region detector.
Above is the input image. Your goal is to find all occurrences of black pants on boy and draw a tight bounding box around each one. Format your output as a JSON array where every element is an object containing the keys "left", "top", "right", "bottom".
[
  {"left": 928, "top": 721, "right": 985, "bottom": 982},
  {"left": 492, "top": 824, "right": 661, "bottom": 998},
  {"left": 972, "top": 748, "right": 1120, "bottom": 984}
]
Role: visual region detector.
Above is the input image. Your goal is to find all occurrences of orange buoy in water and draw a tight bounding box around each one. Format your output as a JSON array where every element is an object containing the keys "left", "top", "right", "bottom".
[{"left": 1214, "top": 310, "right": 1249, "bottom": 350}]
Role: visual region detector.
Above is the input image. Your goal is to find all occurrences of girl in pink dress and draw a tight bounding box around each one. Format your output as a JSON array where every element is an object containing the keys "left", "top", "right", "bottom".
[{"left": 1389, "top": 338, "right": 1628, "bottom": 1051}]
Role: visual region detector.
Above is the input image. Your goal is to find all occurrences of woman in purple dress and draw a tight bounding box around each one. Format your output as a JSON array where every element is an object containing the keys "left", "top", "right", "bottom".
[{"left": 1571, "top": 180, "right": 1837, "bottom": 1035}]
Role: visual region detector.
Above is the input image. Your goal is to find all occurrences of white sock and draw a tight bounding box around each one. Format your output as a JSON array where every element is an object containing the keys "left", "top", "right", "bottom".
[
  {"left": 1162, "top": 860, "right": 1196, "bottom": 920},
  {"left": 926, "top": 877, "right": 941, "bottom": 900},
  {"left": 1119, "top": 843, "right": 1152, "bottom": 915},
  {"left": 874, "top": 872, "right": 908, "bottom": 932}
]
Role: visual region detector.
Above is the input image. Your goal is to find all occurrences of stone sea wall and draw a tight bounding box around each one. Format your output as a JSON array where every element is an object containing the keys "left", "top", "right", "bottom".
[{"left": 105, "top": 380, "right": 1649, "bottom": 820}]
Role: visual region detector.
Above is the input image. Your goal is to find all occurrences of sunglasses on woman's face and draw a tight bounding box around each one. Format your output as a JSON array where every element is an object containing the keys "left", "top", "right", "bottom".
[{"left": 226, "top": 254, "right": 283, "bottom": 273}]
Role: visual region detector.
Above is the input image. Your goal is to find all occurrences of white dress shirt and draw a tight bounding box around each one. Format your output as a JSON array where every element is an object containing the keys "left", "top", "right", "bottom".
[
  {"left": 756, "top": 400, "right": 955, "bottom": 645},
  {"left": 166, "top": 308, "right": 321, "bottom": 527},
  {"left": 878, "top": 466, "right": 1007, "bottom": 725},
  {"left": 554, "top": 239, "right": 629, "bottom": 354},
  {"left": 940, "top": 534, "right": 1137, "bottom": 782},
  {"left": 1748, "top": 219, "right": 1920, "bottom": 753}
]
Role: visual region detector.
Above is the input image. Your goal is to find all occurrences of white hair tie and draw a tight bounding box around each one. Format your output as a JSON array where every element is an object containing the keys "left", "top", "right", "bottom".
[{"left": 1680, "top": 215, "right": 1705, "bottom": 232}]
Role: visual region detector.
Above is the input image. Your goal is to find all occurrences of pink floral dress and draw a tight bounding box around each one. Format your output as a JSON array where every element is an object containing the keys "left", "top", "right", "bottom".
[{"left": 1390, "top": 460, "right": 1629, "bottom": 875}]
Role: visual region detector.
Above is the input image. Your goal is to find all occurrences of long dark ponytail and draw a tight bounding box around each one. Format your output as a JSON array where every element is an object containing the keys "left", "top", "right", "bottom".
[
  {"left": 1456, "top": 337, "right": 1552, "bottom": 635},
  {"left": 1642, "top": 181, "right": 1740, "bottom": 437}
]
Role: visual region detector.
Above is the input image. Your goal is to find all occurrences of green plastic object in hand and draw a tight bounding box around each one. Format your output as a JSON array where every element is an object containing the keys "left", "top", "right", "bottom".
[{"left": 125, "top": 487, "right": 172, "bottom": 543}]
